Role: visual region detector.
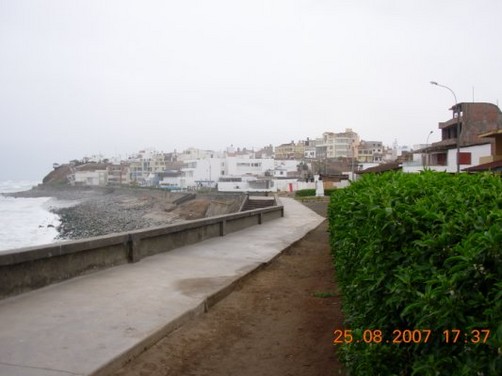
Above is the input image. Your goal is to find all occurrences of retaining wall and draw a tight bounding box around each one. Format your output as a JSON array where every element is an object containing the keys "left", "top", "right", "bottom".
[{"left": 0, "top": 204, "right": 284, "bottom": 299}]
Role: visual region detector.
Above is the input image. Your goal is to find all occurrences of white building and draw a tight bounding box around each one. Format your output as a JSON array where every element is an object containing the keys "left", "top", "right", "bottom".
[
  {"left": 226, "top": 157, "right": 275, "bottom": 176},
  {"left": 304, "top": 146, "right": 316, "bottom": 159},
  {"left": 217, "top": 176, "right": 276, "bottom": 192},
  {"left": 181, "top": 158, "right": 223, "bottom": 188},
  {"left": 403, "top": 144, "right": 491, "bottom": 173},
  {"left": 72, "top": 170, "right": 108, "bottom": 186},
  {"left": 159, "top": 171, "right": 183, "bottom": 191},
  {"left": 273, "top": 160, "right": 302, "bottom": 177},
  {"left": 176, "top": 147, "right": 222, "bottom": 161},
  {"left": 178, "top": 156, "right": 278, "bottom": 190},
  {"left": 128, "top": 149, "right": 167, "bottom": 185}
]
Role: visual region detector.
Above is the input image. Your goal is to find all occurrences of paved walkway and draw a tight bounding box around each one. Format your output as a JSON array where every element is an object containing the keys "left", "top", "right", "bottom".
[{"left": 0, "top": 198, "right": 324, "bottom": 376}]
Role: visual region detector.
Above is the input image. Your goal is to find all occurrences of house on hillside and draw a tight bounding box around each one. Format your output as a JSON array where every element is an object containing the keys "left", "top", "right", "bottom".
[{"left": 72, "top": 170, "right": 108, "bottom": 186}]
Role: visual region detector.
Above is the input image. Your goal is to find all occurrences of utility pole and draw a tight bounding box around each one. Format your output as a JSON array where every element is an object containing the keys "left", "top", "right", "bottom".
[{"left": 430, "top": 81, "right": 460, "bottom": 173}]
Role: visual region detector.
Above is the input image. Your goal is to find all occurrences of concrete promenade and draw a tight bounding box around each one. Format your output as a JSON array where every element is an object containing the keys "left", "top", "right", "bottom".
[{"left": 0, "top": 198, "right": 324, "bottom": 376}]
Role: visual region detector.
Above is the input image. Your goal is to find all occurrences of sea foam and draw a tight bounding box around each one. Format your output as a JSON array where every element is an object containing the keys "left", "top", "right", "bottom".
[{"left": 0, "top": 181, "right": 60, "bottom": 252}]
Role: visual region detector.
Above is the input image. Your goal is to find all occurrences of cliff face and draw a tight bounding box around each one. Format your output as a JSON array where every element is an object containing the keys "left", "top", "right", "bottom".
[
  {"left": 42, "top": 163, "right": 111, "bottom": 185},
  {"left": 42, "top": 165, "right": 72, "bottom": 185}
]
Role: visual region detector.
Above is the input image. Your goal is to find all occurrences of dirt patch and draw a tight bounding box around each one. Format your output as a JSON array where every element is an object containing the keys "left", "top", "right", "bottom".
[
  {"left": 173, "top": 199, "right": 211, "bottom": 220},
  {"left": 112, "top": 201, "right": 347, "bottom": 376}
]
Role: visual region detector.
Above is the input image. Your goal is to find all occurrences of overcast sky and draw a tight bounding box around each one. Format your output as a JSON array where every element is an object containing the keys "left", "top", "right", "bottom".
[{"left": 1, "top": 0, "right": 501, "bottom": 180}]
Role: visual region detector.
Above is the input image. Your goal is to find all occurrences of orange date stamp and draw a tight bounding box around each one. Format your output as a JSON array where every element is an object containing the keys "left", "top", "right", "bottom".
[{"left": 333, "top": 329, "right": 491, "bottom": 345}]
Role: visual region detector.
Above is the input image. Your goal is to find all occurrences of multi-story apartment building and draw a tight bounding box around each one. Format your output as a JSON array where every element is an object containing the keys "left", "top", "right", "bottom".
[
  {"left": 318, "top": 129, "right": 360, "bottom": 159},
  {"left": 275, "top": 142, "right": 294, "bottom": 160},
  {"left": 128, "top": 149, "right": 167, "bottom": 184},
  {"left": 107, "top": 162, "right": 131, "bottom": 185},
  {"left": 358, "top": 141, "right": 384, "bottom": 163}
]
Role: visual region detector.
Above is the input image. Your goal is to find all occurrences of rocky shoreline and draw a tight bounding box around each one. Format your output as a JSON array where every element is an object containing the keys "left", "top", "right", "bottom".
[
  {"left": 5, "top": 185, "right": 243, "bottom": 241},
  {"left": 7, "top": 185, "right": 182, "bottom": 240},
  {"left": 53, "top": 196, "right": 166, "bottom": 240}
]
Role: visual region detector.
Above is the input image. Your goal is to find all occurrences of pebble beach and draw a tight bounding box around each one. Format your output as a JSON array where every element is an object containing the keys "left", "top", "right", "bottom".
[{"left": 5, "top": 185, "right": 244, "bottom": 242}]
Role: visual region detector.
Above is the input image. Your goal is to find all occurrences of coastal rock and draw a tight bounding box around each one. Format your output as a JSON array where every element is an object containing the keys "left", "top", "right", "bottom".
[{"left": 12, "top": 185, "right": 245, "bottom": 241}]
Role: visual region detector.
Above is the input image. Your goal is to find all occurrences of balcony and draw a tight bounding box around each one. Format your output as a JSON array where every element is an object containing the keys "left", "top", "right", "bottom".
[
  {"left": 439, "top": 116, "right": 462, "bottom": 129},
  {"left": 431, "top": 138, "right": 457, "bottom": 149}
]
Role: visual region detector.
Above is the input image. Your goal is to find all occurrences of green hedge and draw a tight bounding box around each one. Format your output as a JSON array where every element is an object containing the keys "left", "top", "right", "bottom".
[
  {"left": 328, "top": 171, "right": 502, "bottom": 375},
  {"left": 295, "top": 188, "right": 316, "bottom": 197},
  {"left": 324, "top": 188, "right": 336, "bottom": 196},
  {"left": 295, "top": 188, "right": 336, "bottom": 197}
]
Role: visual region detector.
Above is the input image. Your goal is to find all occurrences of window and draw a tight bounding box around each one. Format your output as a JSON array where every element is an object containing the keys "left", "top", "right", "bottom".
[
  {"left": 437, "top": 153, "right": 447, "bottom": 166},
  {"left": 458, "top": 152, "right": 471, "bottom": 165}
]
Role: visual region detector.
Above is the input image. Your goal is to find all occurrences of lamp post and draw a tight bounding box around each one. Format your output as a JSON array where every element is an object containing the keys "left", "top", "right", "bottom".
[
  {"left": 424, "top": 130, "right": 433, "bottom": 168},
  {"left": 422, "top": 130, "right": 433, "bottom": 169},
  {"left": 426, "top": 130, "right": 433, "bottom": 145},
  {"left": 430, "top": 81, "right": 460, "bottom": 173}
]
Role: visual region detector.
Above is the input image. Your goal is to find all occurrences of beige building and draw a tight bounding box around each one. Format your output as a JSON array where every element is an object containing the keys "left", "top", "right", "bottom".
[
  {"left": 274, "top": 141, "right": 305, "bottom": 160},
  {"left": 128, "top": 149, "right": 167, "bottom": 184},
  {"left": 358, "top": 141, "right": 384, "bottom": 163},
  {"left": 107, "top": 163, "right": 131, "bottom": 185},
  {"left": 319, "top": 129, "right": 360, "bottom": 159}
]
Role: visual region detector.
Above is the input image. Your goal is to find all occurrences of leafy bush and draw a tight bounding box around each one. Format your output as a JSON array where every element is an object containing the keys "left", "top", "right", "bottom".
[
  {"left": 295, "top": 188, "right": 336, "bottom": 197},
  {"left": 324, "top": 188, "right": 337, "bottom": 196},
  {"left": 295, "top": 189, "right": 316, "bottom": 197},
  {"left": 328, "top": 171, "right": 502, "bottom": 375}
]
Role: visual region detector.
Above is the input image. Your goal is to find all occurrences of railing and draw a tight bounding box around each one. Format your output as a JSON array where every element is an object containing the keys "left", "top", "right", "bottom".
[{"left": 0, "top": 204, "right": 284, "bottom": 299}]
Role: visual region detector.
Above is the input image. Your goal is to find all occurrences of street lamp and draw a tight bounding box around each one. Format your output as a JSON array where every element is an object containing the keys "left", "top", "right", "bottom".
[
  {"left": 423, "top": 130, "right": 433, "bottom": 168},
  {"left": 426, "top": 130, "right": 434, "bottom": 145},
  {"left": 351, "top": 140, "right": 356, "bottom": 181},
  {"left": 430, "top": 81, "right": 460, "bottom": 173}
]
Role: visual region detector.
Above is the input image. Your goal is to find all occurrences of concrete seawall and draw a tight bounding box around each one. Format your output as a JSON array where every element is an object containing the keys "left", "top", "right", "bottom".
[
  {"left": 0, "top": 204, "right": 284, "bottom": 299},
  {"left": 0, "top": 197, "right": 323, "bottom": 376}
]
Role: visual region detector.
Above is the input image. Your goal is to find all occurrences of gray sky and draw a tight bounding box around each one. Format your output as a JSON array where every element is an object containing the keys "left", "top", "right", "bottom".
[{"left": 1, "top": 0, "right": 501, "bottom": 180}]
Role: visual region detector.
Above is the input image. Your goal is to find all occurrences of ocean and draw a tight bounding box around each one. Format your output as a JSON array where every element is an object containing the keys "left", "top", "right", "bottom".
[{"left": 0, "top": 180, "right": 61, "bottom": 252}]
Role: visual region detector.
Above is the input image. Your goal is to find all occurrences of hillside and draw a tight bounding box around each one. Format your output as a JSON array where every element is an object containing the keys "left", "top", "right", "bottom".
[{"left": 42, "top": 163, "right": 110, "bottom": 185}]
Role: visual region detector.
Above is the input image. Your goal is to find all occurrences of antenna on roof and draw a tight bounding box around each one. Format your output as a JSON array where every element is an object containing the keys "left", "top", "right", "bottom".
[{"left": 472, "top": 86, "right": 475, "bottom": 102}]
